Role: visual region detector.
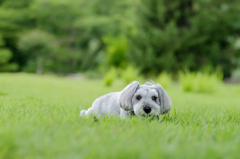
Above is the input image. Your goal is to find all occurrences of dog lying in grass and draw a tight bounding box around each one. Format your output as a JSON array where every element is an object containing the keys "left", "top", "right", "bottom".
[{"left": 80, "top": 81, "right": 172, "bottom": 118}]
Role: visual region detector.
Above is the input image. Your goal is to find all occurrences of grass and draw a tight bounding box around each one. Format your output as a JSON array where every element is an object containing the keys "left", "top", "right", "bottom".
[
  {"left": 179, "top": 71, "right": 222, "bottom": 93},
  {"left": 0, "top": 73, "right": 240, "bottom": 159}
]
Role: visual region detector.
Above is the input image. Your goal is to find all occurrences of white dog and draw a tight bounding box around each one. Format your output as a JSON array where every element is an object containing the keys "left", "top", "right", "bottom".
[{"left": 80, "top": 81, "right": 172, "bottom": 118}]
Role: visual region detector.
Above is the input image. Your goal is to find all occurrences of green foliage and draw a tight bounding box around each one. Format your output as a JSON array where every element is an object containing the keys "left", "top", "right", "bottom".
[
  {"left": 120, "top": 65, "right": 141, "bottom": 84},
  {"left": 0, "top": 63, "right": 18, "bottom": 72},
  {"left": 103, "top": 67, "right": 118, "bottom": 87},
  {"left": 195, "top": 73, "right": 222, "bottom": 93},
  {"left": 179, "top": 71, "right": 196, "bottom": 92},
  {"left": 128, "top": 0, "right": 239, "bottom": 77},
  {"left": 18, "top": 29, "right": 59, "bottom": 74},
  {"left": 0, "top": 48, "right": 12, "bottom": 64},
  {"left": 156, "top": 72, "right": 172, "bottom": 89},
  {"left": 179, "top": 71, "right": 223, "bottom": 93},
  {"left": 0, "top": 35, "right": 4, "bottom": 46},
  {"left": 103, "top": 35, "right": 128, "bottom": 69},
  {"left": 18, "top": 29, "right": 58, "bottom": 55},
  {"left": 0, "top": 74, "right": 240, "bottom": 158},
  {"left": 0, "top": 37, "right": 18, "bottom": 72},
  {"left": 0, "top": 0, "right": 240, "bottom": 77}
]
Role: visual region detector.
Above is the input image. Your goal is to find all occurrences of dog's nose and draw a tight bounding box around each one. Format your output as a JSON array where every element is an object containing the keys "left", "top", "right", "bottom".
[{"left": 143, "top": 106, "right": 151, "bottom": 114}]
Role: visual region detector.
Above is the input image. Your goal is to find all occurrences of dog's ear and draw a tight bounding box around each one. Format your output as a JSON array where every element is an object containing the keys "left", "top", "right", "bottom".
[
  {"left": 118, "top": 81, "right": 139, "bottom": 111},
  {"left": 154, "top": 84, "right": 172, "bottom": 114}
]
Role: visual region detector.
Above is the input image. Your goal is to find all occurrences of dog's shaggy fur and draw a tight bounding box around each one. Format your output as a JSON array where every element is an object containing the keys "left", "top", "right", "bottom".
[{"left": 80, "top": 81, "right": 172, "bottom": 118}]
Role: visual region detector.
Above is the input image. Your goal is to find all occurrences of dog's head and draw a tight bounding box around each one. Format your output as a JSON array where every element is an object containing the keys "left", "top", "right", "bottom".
[{"left": 118, "top": 81, "right": 172, "bottom": 117}]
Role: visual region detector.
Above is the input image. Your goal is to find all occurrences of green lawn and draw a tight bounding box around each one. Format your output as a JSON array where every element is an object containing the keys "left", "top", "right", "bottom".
[{"left": 0, "top": 73, "right": 240, "bottom": 159}]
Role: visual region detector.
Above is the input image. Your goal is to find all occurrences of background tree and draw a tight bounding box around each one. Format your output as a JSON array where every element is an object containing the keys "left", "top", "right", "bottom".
[
  {"left": 128, "top": 0, "right": 240, "bottom": 77},
  {"left": 0, "top": 0, "right": 239, "bottom": 77},
  {"left": 18, "top": 30, "right": 59, "bottom": 75},
  {"left": 0, "top": 34, "right": 18, "bottom": 71}
]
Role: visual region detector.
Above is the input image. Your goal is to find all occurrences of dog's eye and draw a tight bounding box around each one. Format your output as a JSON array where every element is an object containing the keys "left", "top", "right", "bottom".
[
  {"left": 152, "top": 96, "right": 157, "bottom": 101},
  {"left": 136, "top": 95, "right": 142, "bottom": 100}
]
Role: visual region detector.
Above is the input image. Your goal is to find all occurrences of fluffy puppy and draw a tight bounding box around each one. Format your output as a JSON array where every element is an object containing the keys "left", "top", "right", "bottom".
[{"left": 80, "top": 81, "right": 172, "bottom": 118}]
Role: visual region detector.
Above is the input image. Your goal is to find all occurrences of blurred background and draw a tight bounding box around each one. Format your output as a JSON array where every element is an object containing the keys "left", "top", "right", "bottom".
[{"left": 0, "top": 0, "right": 240, "bottom": 86}]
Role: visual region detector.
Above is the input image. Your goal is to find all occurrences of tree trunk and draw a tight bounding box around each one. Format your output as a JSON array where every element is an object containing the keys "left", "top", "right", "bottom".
[{"left": 36, "top": 57, "right": 43, "bottom": 75}]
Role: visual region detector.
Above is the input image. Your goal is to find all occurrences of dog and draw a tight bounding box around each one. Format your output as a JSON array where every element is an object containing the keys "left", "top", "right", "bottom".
[{"left": 80, "top": 81, "right": 172, "bottom": 118}]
